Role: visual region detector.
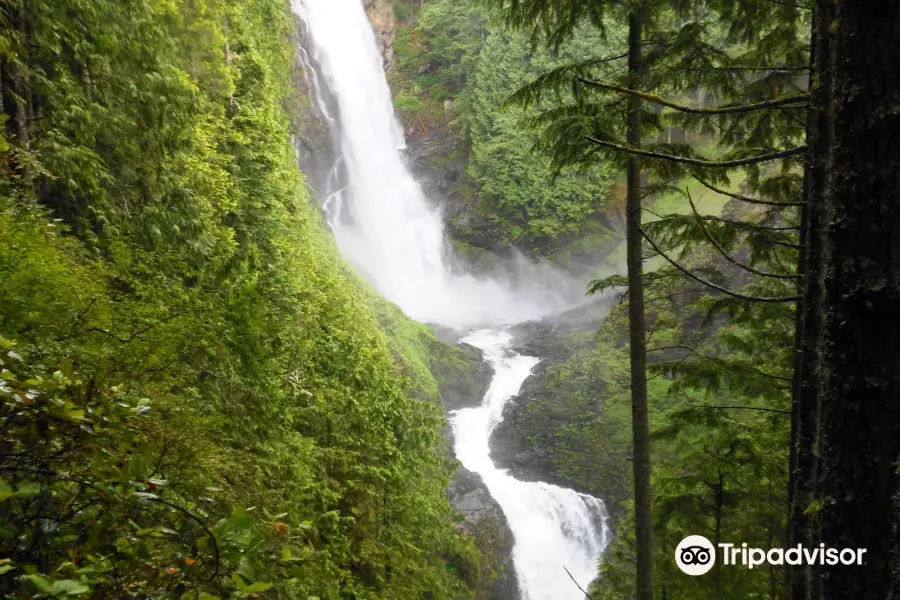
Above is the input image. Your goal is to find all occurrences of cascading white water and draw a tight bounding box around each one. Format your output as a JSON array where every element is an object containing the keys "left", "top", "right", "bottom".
[
  {"left": 293, "top": 0, "right": 572, "bottom": 329},
  {"left": 293, "top": 1, "right": 610, "bottom": 597},
  {"left": 453, "top": 330, "right": 610, "bottom": 599}
]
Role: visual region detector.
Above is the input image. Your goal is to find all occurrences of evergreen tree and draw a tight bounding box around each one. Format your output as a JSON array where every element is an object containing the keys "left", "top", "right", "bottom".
[
  {"left": 488, "top": 1, "right": 809, "bottom": 598},
  {"left": 792, "top": 2, "right": 900, "bottom": 598}
]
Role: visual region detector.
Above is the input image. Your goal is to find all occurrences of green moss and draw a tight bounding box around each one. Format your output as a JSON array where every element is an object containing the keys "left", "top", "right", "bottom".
[{"left": 0, "top": 1, "right": 485, "bottom": 598}]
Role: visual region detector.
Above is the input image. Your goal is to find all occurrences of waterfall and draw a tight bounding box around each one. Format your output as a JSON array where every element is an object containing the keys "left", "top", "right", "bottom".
[
  {"left": 453, "top": 330, "right": 611, "bottom": 600},
  {"left": 292, "top": 0, "right": 573, "bottom": 329},
  {"left": 293, "top": 1, "right": 611, "bottom": 598}
]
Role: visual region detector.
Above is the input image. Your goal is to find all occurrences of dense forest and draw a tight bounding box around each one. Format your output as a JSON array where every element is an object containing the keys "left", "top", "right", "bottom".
[
  {"left": 1, "top": 0, "right": 898, "bottom": 599},
  {"left": 389, "top": 0, "right": 898, "bottom": 598}
]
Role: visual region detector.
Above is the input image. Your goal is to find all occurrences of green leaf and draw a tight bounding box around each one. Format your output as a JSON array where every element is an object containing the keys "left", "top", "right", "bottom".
[
  {"left": 16, "top": 482, "right": 41, "bottom": 498},
  {"left": 64, "top": 409, "right": 85, "bottom": 421},
  {"left": 0, "top": 477, "right": 12, "bottom": 502},
  {"left": 49, "top": 579, "right": 90, "bottom": 596},
  {"left": 21, "top": 574, "right": 54, "bottom": 594},
  {"left": 236, "top": 556, "right": 255, "bottom": 581},
  {"left": 246, "top": 583, "right": 273, "bottom": 592},
  {"left": 231, "top": 572, "right": 249, "bottom": 593},
  {"left": 280, "top": 547, "right": 292, "bottom": 562}
]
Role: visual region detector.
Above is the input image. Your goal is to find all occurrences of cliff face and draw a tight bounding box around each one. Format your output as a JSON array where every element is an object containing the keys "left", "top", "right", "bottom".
[{"left": 364, "top": 0, "right": 396, "bottom": 68}]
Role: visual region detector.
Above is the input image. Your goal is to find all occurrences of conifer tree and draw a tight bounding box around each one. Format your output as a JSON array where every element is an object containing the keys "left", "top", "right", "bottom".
[
  {"left": 792, "top": 2, "right": 900, "bottom": 598},
  {"left": 488, "top": 1, "right": 809, "bottom": 598}
]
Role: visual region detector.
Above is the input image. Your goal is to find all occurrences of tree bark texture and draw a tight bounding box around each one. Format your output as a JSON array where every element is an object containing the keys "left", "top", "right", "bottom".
[
  {"left": 626, "top": 9, "right": 653, "bottom": 600},
  {"left": 798, "top": 2, "right": 900, "bottom": 598}
]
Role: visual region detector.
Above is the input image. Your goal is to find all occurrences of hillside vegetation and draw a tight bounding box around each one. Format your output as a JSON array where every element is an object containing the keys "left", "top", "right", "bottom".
[
  {"left": 390, "top": 0, "right": 620, "bottom": 258},
  {"left": 0, "top": 1, "right": 489, "bottom": 598}
]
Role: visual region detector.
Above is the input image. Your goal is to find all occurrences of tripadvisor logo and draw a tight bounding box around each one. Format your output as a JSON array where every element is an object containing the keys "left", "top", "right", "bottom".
[
  {"left": 675, "top": 535, "right": 868, "bottom": 576},
  {"left": 676, "top": 535, "right": 716, "bottom": 576}
]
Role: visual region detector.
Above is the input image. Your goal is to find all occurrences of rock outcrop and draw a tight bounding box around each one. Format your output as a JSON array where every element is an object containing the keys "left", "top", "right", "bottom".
[
  {"left": 450, "top": 469, "right": 521, "bottom": 600},
  {"left": 431, "top": 333, "right": 519, "bottom": 600},
  {"left": 405, "top": 130, "right": 506, "bottom": 256},
  {"left": 488, "top": 300, "right": 616, "bottom": 496},
  {"left": 364, "top": 0, "right": 396, "bottom": 69}
]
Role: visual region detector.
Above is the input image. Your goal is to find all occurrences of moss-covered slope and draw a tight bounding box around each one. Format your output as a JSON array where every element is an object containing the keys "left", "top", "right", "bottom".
[{"left": 0, "top": 0, "right": 497, "bottom": 598}]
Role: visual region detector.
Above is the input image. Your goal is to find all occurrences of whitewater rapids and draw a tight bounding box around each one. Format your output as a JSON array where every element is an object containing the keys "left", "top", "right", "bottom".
[{"left": 452, "top": 330, "right": 609, "bottom": 599}]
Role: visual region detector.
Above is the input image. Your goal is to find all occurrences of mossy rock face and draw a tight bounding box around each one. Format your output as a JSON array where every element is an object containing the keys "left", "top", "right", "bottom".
[
  {"left": 431, "top": 339, "right": 493, "bottom": 411},
  {"left": 405, "top": 130, "right": 507, "bottom": 256},
  {"left": 488, "top": 300, "right": 634, "bottom": 518},
  {"left": 419, "top": 327, "right": 518, "bottom": 600}
]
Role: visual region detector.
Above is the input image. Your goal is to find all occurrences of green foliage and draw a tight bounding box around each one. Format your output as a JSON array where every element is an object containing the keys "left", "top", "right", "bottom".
[
  {"left": 392, "top": 0, "right": 486, "bottom": 131},
  {"left": 477, "top": 1, "right": 807, "bottom": 596},
  {"left": 467, "top": 30, "right": 616, "bottom": 245},
  {"left": 520, "top": 253, "right": 793, "bottom": 599},
  {"left": 591, "top": 278, "right": 792, "bottom": 600},
  {"left": 390, "top": 0, "right": 619, "bottom": 252},
  {"left": 0, "top": 0, "right": 487, "bottom": 598}
]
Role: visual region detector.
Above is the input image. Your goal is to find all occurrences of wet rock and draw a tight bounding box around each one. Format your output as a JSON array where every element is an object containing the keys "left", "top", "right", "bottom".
[
  {"left": 437, "top": 344, "right": 494, "bottom": 411},
  {"left": 488, "top": 302, "right": 613, "bottom": 495},
  {"left": 488, "top": 361, "right": 577, "bottom": 490},
  {"left": 290, "top": 17, "right": 338, "bottom": 196},
  {"left": 404, "top": 130, "right": 505, "bottom": 254},
  {"left": 427, "top": 327, "right": 494, "bottom": 412},
  {"left": 449, "top": 468, "right": 521, "bottom": 600},
  {"left": 364, "top": 0, "right": 396, "bottom": 69}
]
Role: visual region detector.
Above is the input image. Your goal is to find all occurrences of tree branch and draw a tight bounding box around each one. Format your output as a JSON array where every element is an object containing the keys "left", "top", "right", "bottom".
[
  {"left": 564, "top": 566, "right": 597, "bottom": 599},
  {"left": 694, "top": 177, "right": 804, "bottom": 207},
  {"left": 576, "top": 78, "right": 808, "bottom": 114},
  {"left": 685, "top": 190, "right": 800, "bottom": 281},
  {"left": 577, "top": 77, "right": 809, "bottom": 115},
  {"left": 586, "top": 137, "right": 808, "bottom": 168},
  {"left": 648, "top": 345, "right": 793, "bottom": 382},
  {"left": 149, "top": 496, "right": 220, "bottom": 581},
  {"left": 639, "top": 228, "right": 800, "bottom": 302},
  {"left": 702, "top": 65, "right": 809, "bottom": 72},
  {"left": 686, "top": 404, "right": 790, "bottom": 415},
  {"left": 645, "top": 209, "right": 801, "bottom": 233}
]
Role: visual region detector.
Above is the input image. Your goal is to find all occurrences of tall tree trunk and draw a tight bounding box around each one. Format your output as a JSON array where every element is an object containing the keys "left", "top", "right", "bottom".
[
  {"left": 789, "top": 2, "right": 834, "bottom": 598},
  {"left": 714, "top": 469, "right": 724, "bottom": 599},
  {"left": 800, "top": 1, "right": 900, "bottom": 598},
  {"left": 626, "top": 10, "right": 652, "bottom": 600}
]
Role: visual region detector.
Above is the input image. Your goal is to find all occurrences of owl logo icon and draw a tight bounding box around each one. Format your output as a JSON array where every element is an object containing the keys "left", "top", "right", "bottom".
[{"left": 675, "top": 535, "right": 716, "bottom": 576}]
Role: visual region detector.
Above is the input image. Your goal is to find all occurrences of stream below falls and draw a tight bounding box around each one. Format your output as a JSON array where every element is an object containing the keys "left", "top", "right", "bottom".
[{"left": 452, "top": 330, "right": 609, "bottom": 599}]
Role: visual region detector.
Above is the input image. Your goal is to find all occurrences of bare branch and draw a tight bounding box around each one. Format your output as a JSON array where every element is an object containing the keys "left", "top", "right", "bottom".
[
  {"left": 694, "top": 177, "right": 804, "bottom": 207},
  {"left": 564, "top": 566, "right": 597, "bottom": 600},
  {"left": 577, "top": 79, "right": 808, "bottom": 114},
  {"left": 686, "top": 404, "right": 790, "bottom": 415},
  {"left": 639, "top": 229, "right": 800, "bottom": 303},
  {"left": 586, "top": 137, "right": 808, "bottom": 168},
  {"left": 701, "top": 65, "right": 809, "bottom": 73}
]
